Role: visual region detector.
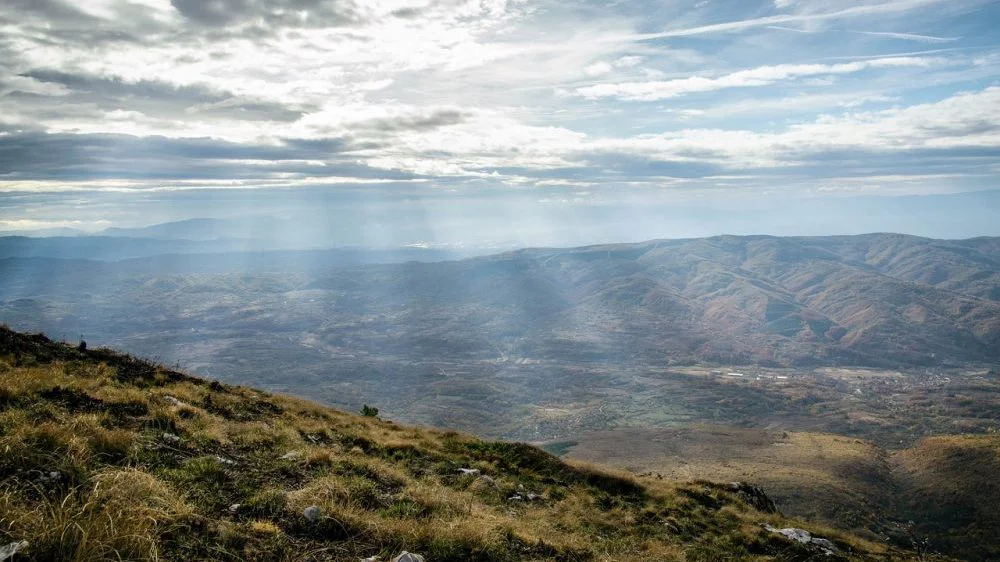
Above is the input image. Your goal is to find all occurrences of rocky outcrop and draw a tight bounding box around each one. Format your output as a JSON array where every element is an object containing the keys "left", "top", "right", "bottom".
[
  {"left": 731, "top": 482, "right": 778, "bottom": 513},
  {"left": 765, "top": 525, "right": 838, "bottom": 555}
]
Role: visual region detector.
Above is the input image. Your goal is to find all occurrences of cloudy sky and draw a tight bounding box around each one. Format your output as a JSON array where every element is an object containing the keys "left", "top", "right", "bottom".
[{"left": 1, "top": 0, "right": 999, "bottom": 245}]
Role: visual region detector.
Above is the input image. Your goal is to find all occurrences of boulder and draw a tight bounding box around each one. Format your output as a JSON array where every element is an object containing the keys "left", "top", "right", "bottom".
[
  {"left": 764, "top": 525, "right": 838, "bottom": 555},
  {"left": 391, "top": 552, "right": 425, "bottom": 562}
]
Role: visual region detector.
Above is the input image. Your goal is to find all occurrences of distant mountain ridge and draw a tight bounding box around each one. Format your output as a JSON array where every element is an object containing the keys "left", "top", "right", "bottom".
[
  {"left": 301, "top": 232, "right": 1000, "bottom": 367},
  {"left": 1, "top": 233, "right": 999, "bottom": 371}
]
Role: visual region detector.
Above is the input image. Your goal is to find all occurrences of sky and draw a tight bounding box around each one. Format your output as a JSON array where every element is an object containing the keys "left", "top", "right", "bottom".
[{"left": 1, "top": 0, "right": 999, "bottom": 246}]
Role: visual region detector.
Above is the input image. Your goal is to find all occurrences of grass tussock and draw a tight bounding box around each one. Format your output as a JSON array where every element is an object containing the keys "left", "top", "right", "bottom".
[{"left": 0, "top": 326, "right": 940, "bottom": 561}]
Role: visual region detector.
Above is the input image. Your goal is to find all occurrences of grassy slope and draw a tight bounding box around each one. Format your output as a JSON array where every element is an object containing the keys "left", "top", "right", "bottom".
[
  {"left": 559, "top": 427, "right": 1000, "bottom": 562},
  {"left": 559, "top": 427, "right": 895, "bottom": 534},
  {"left": 0, "top": 327, "right": 932, "bottom": 562},
  {"left": 892, "top": 435, "right": 1000, "bottom": 562}
]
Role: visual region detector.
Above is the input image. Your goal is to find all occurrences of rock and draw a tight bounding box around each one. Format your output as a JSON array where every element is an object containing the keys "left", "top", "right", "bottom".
[
  {"left": 467, "top": 475, "right": 498, "bottom": 494},
  {"left": 391, "top": 552, "right": 425, "bottom": 562},
  {"left": 38, "top": 471, "right": 61, "bottom": 483},
  {"left": 303, "top": 505, "right": 322, "bottom": 522},
  {"left": 163, "top": 395, "right": 183, "bottom": 406},
  {"left": 162, "top": 433, "right": 181, "bottom": 443},
  {"left": 228, "top": 503, "right": 241, "bottom": 514},
  {"left": 360, "top": 557, "right": 381, "bottom": 562},
  {"left": 457, "top": 468, "right": 480, "bottom": 476},
  {"left": 508, "top": 494, "right": 523, "bottom": 501},
  {"left": 764, "top": 525, "right": 838, "bottom": 555},
  {"left": 280, "top": 451, "right": 301, "bottom": 460},
  {"left": 0, "top": 541, "right": 27, "bottom": 561},
  {"left": 526, "top": 493, "right": 542, "bottom": 501},
  {"left": 811, "top": 537, "right": 837, "bottom": 550},
  {"left": 730, "top": 482, "right": 778, "bottom": 513},
  {"left": 214, "top": 455, "right": 236, "bottom": 466}
]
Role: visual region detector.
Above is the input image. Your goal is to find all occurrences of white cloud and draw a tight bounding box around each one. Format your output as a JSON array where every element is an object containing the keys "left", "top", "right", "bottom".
[
  {"left": 0, "top": 0, "right": 997, "bottom": 197},
  {"left": 575, "top": 56, "right": 936, "bottom": 101},
  {"left": 581, "top": 86, "right": 1000, "bottom": 167},
  {"left": 852, "top": 30, "right": 959, "bottom": 43},
  {"left": 583, "top": 62, "right": 613, "bottom": 77},
  {"left": 635, "top": 0, "right": 954, "bottom": 39}
]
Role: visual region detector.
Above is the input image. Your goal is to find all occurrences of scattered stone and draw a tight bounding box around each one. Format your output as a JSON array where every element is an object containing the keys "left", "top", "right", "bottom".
[
  {"left": 391, "top": 552, "right": 425, "bottom": 562},
  {"left": 0, "top": 541, "right": 27, "bottom": 561},
  {"left": 303, "top": 505, "right": 322, "bottom": 522},
  {"left": 280, "top": 451, "right": 301, "bottom": 461},
  {"left": 38, "top": 471, "right": 61, "bottom": 483},
  {"left": 228, "top": 503, "right": 241, "bottom": 514},
  {"left": 730, "top": 482, "right": 778, "bottom": 513},
  {"left": 163, "top": 395, "right": 183, "bottom": 406},
  {"left": 360, "top": 557, "right": 381, "bottom": 562},
  {"left": 162, "top": 433, "right": 181, "bottom": 443},
  {"left": 526, "top": 493, "right": 542, "bottom": 501},
  {"left": 764, "top": 525, "right": 838, "bottom": 555},
  {"left": 508, "top": 494, "right": 523, "bottom": 501},
  {"left": 457, "top": 468, "right": 480, "bottom": 476}
]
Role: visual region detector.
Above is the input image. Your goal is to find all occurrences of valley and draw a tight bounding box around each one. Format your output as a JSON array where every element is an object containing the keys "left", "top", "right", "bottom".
[{"left": 2, "top": 232, "right": 1000, "bottom": 560}]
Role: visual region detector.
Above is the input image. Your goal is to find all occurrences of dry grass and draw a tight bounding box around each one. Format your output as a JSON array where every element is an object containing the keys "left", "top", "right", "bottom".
[{"left": 0, "top": 327, "right": 936, "bottom": 561}]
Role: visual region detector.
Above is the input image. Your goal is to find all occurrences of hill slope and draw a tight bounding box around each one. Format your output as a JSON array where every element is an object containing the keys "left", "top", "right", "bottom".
[
  {"left": 557, "top": 426, "right": 1000, "bottom": 562},
  {"left": 0, "top": 327, "right": 933, "bottom": 562}
]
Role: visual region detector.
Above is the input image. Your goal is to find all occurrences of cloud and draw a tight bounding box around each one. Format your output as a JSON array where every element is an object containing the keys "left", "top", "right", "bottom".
[
  {"left": 635, "top": 0, "right": 954, "bottom": 39},
  {"left": 0, "top": 0, "right": 997, "bottom": 203},
  {"left": 19, "top": 69, "right": 310, "bottom": 122},
  {"left": 575, "top": 57, "right": 936, "bottom": 101},
  {"left": 0, "top": 131, "right": 417, "bottom": 182},
  {"left": 851, "top": 30, "right": 959, "bottom": 43},
  {"left": 581, "top": 86, "right": 1000, "bottom": 169},
  {"left": 168, "top": 0, "right": 362, "bottom": 29},
  {"left": 344, "top": 108, "right": 469, "bottom": 134}
]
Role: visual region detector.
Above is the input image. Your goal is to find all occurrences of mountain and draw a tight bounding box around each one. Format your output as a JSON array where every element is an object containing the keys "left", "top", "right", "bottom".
[
  {"left": 101, "top": 218, "right": 275, "bottom": 241},
  {"left": 0, "top": 235, "right": 471, "bottom": 263},
  {"left": 301, "top": 232, "right": 1000, "bottom": 368},
  {"left": 1, "top": 233, "right": 999, "bottom": 441},
  {"left": 0, "top": 326, "right": 931, "bottom": 562}
]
